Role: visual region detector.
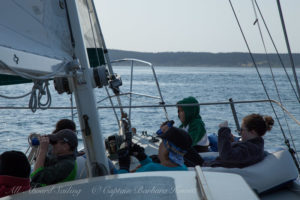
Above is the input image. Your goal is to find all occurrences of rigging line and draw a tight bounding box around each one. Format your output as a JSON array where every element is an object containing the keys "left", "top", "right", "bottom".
[
  {"left": 86, "top": 0, "right": 127, "bottom": 123},
  {"left": 251, "top": 0, "right": 299, "bottom": 162},
  {"left": 231, "top": 0, "right": 300, "bottom": 169},
  {"left": 84, "top": 0, "right": 123, "bottom": 122},
  {"left": 228, "top": 0, "right": 291, "bottom": 145},
  {"left": 70, "top": 93, "right": 74, "bottom": 121},
  {"left": 254, "top": 0, "right": 299, "bottom": 100},
  {"left": 97, "top": 92, "right": 161, "bottom": 104},
  {"left": 104, "top": 86, "right": 121, "bottom": 129},
  {"left": 276, "top": 0, "right": 300, "bottom": 102},
  {"left": 88, "top": 0, "right": 128, "bottom": 123},
  {"left": 123, "top": 93, "right": 164, "bottom": 105},
  {"left": 128, "top": 62, "right": 134, "bottom": 127},
  {"left": 0, "top": 91, "right": 31, "bottom": 99},
  {"left": 68, "top": 86, "right": 120, "bottom": 126},
  {"left": 89, "top": 0, "right": 114, "bottom": 75},
  {"left": 63, "top": 0, "right": 75, "bottom": 57}
]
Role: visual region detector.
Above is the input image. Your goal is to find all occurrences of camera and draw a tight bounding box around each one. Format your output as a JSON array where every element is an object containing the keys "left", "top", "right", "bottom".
[
  {"left": 105, "top": 134, "right": 124, "bottom": 160},
  {"left": 31, "top": 137, "right": 40, "bottom": 146}
]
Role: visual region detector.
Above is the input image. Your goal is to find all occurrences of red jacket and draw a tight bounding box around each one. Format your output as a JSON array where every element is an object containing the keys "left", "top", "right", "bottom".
[{"left": 0, "top": 175, "right": 30, "bottom": 198}]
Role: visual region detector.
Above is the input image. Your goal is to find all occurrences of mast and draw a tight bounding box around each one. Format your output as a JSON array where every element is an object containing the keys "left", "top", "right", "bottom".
[
  {"left": 65, "top": 0, "right": 109, "bottom": 176},
  {"left": 276, "top": 0, "right": 300, "bottom": 102}
]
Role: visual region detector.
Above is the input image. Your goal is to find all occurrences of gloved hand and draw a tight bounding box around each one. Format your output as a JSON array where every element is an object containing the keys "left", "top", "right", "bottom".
[
  {"left": 117, "top": 147, "right": 130, "bottom": 172},
  {"left": 130, "top": 144, "right": 147, "bottom": 161}
]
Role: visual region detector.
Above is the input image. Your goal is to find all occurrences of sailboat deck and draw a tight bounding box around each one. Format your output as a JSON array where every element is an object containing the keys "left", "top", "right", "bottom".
[{"left": 3, "top": 171, "right": 258, "bottom": 200}]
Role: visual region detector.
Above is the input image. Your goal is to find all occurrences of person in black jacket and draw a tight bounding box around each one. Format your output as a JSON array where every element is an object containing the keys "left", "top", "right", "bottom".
[
  {"left": 204, "top": 113, "right": 274, "bottom": 168},
  {"left": 117, "top": 127, "right": 195, "bottom": 173}
]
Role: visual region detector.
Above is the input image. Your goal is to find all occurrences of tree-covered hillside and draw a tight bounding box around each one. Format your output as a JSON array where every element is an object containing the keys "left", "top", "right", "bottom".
[{"left": 108, "top": 49, "right": 300, "bottom": 67}]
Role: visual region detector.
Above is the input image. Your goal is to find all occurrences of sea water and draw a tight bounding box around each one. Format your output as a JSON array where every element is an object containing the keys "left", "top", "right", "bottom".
[{"left": 0, "top": 66, "right": 299, "bottom": 158}]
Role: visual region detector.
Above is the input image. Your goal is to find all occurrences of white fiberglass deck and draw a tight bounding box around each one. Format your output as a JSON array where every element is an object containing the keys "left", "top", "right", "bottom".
[{"left": 2, "top": 171, "right": 258, "bottom": 200}]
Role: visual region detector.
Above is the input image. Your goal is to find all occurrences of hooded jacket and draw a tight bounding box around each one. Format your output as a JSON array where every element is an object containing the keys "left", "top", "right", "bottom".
[
  {"left": 204, "top": 127, "right": 265, "bottom": 168},
  {"left": 177, "top": 97, "right": 208, "bottom": 146}
]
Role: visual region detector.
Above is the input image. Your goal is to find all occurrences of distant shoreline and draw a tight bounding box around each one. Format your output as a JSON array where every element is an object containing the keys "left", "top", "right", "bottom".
[{"left": 108, "top": 49, "right": 300, "bottom": 67}]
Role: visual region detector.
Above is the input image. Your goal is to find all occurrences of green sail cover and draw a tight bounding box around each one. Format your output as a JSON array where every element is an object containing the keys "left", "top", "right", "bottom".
[
  {"left": 87, "top": 48, "right": 106, "bottom": 68},
  {"left": 0, "top": 74, "right": 31, "bottom": 85}
]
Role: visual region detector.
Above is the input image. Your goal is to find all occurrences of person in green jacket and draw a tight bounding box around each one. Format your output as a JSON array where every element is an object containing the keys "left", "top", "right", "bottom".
[
  {"left": 31, "top": 129, "right": 78, "bottom": 187},
  {"left": 177, "top": 96, "right": 209, "bottom": 152}
]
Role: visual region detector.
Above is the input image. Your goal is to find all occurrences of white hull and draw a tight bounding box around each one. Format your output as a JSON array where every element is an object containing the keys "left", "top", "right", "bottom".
[{"left": 2, "top": 170, "right": 258, "bottom": 200}]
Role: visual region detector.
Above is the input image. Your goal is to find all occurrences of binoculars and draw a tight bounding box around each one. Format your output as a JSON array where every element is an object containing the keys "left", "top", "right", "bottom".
[{"left": 30, "top": 135, "right": 56, "bottom": 146}]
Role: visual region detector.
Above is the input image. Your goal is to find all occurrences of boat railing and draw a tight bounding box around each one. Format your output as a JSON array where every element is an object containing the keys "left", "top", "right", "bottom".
[
  {"left": 99, "top": 59, "right": 300, "bottom": 135},
  {"left": 1, "top": 99, "right": 299, "bottom": 131},
  {"left": 1, "top": 58, "right": 299, "bottom": 134},
  {"left": 95, "top": 98, "right": 300, "bottom": 133}
]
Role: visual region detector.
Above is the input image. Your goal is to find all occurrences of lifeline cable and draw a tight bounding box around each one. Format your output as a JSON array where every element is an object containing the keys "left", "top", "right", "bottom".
[{"left": 0, "top": 91, "right": 31, "bottom": 99}]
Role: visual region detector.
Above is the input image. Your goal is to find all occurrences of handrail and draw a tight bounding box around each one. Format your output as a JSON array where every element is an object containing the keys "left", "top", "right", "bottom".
[
  {"left": 110, "top": 58, "right": 169, "bottom": 121},
  {"left": 111, "top": 58, "right": 152, "bottom": 66},
  {"left": 1, "top": 99, "right": 300, "bottom": 126},
  {"left": 97, "top": 92, "right": 161, "bottom": 104}
]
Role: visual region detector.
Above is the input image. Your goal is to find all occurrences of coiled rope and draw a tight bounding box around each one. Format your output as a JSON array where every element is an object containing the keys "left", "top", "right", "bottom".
[
  {"left": 0, "top": 59, "right": 67, "bottom": 112},
  {"left": 28, "top": 80, "right": 52, "bottom": 112}
]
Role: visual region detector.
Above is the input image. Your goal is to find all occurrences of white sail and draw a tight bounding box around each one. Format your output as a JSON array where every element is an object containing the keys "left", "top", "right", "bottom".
[
  {"left": 0, "top": 0, "right": 73, "bottom": 75},
  {"left": 77, "top": 0, "right": 103, "bottom": 49}
]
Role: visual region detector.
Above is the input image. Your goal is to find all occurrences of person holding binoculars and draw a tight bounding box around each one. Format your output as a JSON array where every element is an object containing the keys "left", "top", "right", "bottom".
[{"left": 30, "top": 129, "right": 78, "bottom": 187}]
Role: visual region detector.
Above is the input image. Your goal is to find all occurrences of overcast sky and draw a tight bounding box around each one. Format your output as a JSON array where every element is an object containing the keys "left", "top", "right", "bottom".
[{"left": 95, "top": 0, "right": 300, "bottom": 53}]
